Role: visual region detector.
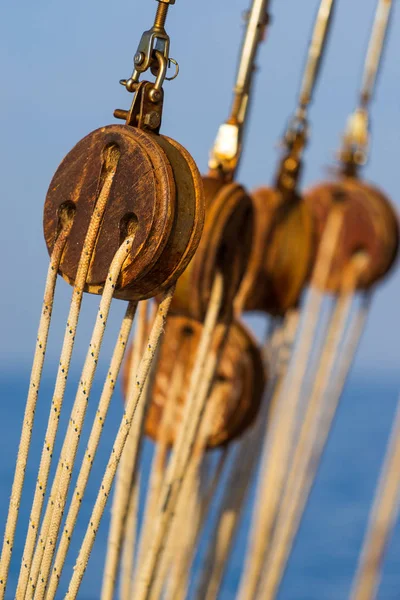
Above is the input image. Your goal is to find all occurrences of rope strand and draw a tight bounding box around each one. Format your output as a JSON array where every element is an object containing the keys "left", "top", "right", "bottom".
[
  {"left": 65, "top": 285, "right": 175, "bottom": 599},
  {"left": 0, "top": 224, "right": 72, "bottom": 599},
  {"left": 16, "top": 167, "right": 117, "bottom": 599},
  {"left": 237, "top": 208, "right": 343, "bottom": 600},
  {"left": 256, "top": 258, "right": 366, "bottom": 600},
  {"left": 350, "top": 394, "right": 400, "bottom": 600},
  {"left": 26, "top": 302, "right": 137, "bottom": 596},
  {"left": 120, "top": 471, "right": 141, "bottom": 600},
  {"left": 33, "top": 236, "right": 136, "bottom": 600},
  {"left": 134, "top": 273, "right": 225, "bottom": 600},
  {"left": 102, "top": 300, "right": 150, "bottom": 600}
]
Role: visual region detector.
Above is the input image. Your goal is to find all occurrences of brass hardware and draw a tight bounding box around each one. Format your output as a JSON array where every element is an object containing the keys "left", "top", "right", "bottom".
[
  {"left": 116, "top": 0, "right": 179, "bottom": 131},
  {"left": 238, "top": 0, "right": 335, "bottom": 316},
  {"left": 119, "top": 0, "right": 178, "bottom": 91},
  {"left": 339, "top": 0, "right": 393, "bottom": 174},
  {"left": 209, "top": 0, "right": 270, "bottom": 180},
  {"left": 275, "top": 111, "right": 309, "bottom": 197},
  {"left": 277, "top": 0, "right": 336, "bottom": 195},
  {"left": 339, "top": 108, "right": 369, "bottom": 176},
  {"left": 114, "top": 79, "right": 164, "bottom": 133}
]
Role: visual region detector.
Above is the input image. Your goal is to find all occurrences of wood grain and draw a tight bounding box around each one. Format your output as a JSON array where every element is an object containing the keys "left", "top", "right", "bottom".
[{"left": 43, "top": 125, "right": 175, "bottom": 300}]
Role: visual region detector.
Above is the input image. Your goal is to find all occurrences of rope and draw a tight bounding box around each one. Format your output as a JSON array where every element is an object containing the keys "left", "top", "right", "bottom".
[
  {"left": 120, "top": 471, "right": 141, "bottom": 600},
  {"left": 134, "top": 272, "right": 225, "bottom": 600},
  {"left": 298, "top": 0, "right": 336, "bottom": 108},
  {"left": 195, "top": 316, "right": 294, "bottom": 600},
  {"left": 152, "top": 394, "right": 220, "bottom": 600},
  {"left": 0, "top": 222, "right": 72, "bottom": 599},
  {"left": 168, "top": 447, "right": 229, "bottom": 600},
  {"left": 360, "top": 0, "right": 393, "bottom": 108},
  {"left": 101, "top": 301, "right": 149, "bottom": 600},
  {"left": 64, "top": 285, "right": 175, "bottom": 599},
  {"left": 165, "top": 469, "right": 201, "bottom": 600},
  {"left": 16, "top": 166, "right": 117, "bottom": 599},
  {"left": 26, "top": 301, "right": 137, "bottom": 597},
  {"left": 134, "top": 361, "right": 184, "bottom": 582},
  {"left": 196, "top": 407, "right": 270, "bottom": 600},
  {"left": 350, "top": 397, "right": 400, "bottom": 600},
  {"left": 237, "top": 208, "right": 343, "bottom": 600},
  {"left": 256, "top": 257, "right": 367, "bottom": 600},
  {"left": 234, "top": 314, "right": 296, "bottom": 600},
  {"left": 31, "top": 236, "right": 136, "bottom": 600}
]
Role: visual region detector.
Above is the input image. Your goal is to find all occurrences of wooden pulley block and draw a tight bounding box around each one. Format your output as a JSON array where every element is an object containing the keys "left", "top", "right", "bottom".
[
  {"left": 168, "top": 175, "right": 255, "bottom": 321},
  {"left": 304, "top": 178, "right": 399, "bottom": 292},
  {"left": 236, "top": 187, "right": 314, "bottom": 316},
  {"left": 43, "top": 124, "right": 204, "bottom": 300},
  {"left": 122, "top": 314, "right": 267, "bottom": 448}
]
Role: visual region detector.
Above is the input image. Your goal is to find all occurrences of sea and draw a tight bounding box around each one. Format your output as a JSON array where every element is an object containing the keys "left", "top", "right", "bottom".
[{"left": 0, "top": 367, "right": 399, "bottom": 600}]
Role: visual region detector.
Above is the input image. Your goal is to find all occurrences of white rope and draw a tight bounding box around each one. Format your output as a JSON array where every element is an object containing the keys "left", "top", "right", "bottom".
[
  {"left": 134, "top": 272, "right": 225, "bottom": 600},
  {"left": 194, "top": 316, "right": 293, "bottom": 600},
  {"left": 350, "top": 395, "right": 400, "bottom": 600},
  {"left": 256, "top": 259, "right": 367, "bottom": 600},
  {"left": 102, "top": 301, "right": 149, "bottom": 600},
  {"left": 166, "top": 447, "right": 229, "bottom": 600},
  {"left": 195, "top": 421, "right": 264, "bottom": 600},
  {"left": 0, "top": 222, "right": 72, "bottom": 599},
  {"left": 120, "top": 471, "right": 141, "bottom": 600},
  {"left": 31, "top": 236, "right": 136, "bottom": 600},
  {"left": 26, "top": 301, "right": 137, "bottom": 597},
  {"left": 164, "top": 468, "right": 201, "bottom": 600},
  {"left": 150, "top": 393, "right": 220, "bottom": 600},
  {"left": 237, "top": 208, "right": 343, "bottom": 600},
  {"left": 134, "top": 361, "right": 184, "bottom": 582},
  {"left": 16, "top": 166, "right": 117, "bottom": 599},
  {"left": 64, "top": 285, "right": 175, "bottom": 599}
]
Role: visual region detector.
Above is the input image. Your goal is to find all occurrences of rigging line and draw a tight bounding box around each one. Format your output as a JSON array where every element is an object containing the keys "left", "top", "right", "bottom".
[
  {"left": 0, "top": 220, "right": 72, "bottom": 598},
  {"left": 118, "top": 317, "right": 151, "bottom": 600},
  {"left": 350, "top": 397, "right": 400, "bottom": 600},
  {"left": 64, "top": 285, "right": 176, "bottom": 600},
  {"left": 169, "top": 447, "right": 230, "bottom": 600},
  {"left": 16, "top": 166, "right": 117, "bottom": 600},
  {"left": 209, "top": 0, "right": 270, "bottom": 176},
  {"left": 194, "top": 314, "right": 293, "bottom": 600},
  {"left": 165, "top": 465, "right": 202, "bottom": 600},
  {"left": 256, "top": 255, "right": 367, "bottom": 600},
  {"left": 120, "top": 471, "right": 141, "bottom": 600},
  {"left": 32, "top": 235, "right": 137, "bottom": 600},
  {"left": 360, "top": 0, "right": 394, "bottom": 109},
  {"left": 298, "top": 0, "right": 336, "bottom": 109},
  {"left": 195, "top": 416, "right": 265, "bottom": 600},
  {"left": 134, "top": 361, "right": 185, "bottom": 582},
  {"left": 237, "top": 207, "right": 343, "bottom": 600},
  {"left": 235, "top": 314, "right": 298, "bottom": 600},
  {"left": 102, "top": 300, "right": 149, "bottom": 600},
  {"left": 116, "top": 340, "right": 162, "bottom": 597},
  {"left": 193, "top": 318, "right": 290, "bottom": 600},
  {"left": 25, "top": 301, "right": 138, "bottom": 597},
  {"left": 44, "top": 300, "right": 138, "bottom": 599},
  {"left": 155, "top": 461, "right": 200, "bottom": 600},
  {"left": 152, "top": 392, "right": 221, "bottom": 600},
  {"left": 134, "top": 272, "right": 226, "bottom": 600}
]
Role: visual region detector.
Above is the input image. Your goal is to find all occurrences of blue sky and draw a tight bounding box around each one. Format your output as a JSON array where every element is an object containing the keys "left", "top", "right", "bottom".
[{"left": 0, "top": 0, "right": 399, "bottom": 377}]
